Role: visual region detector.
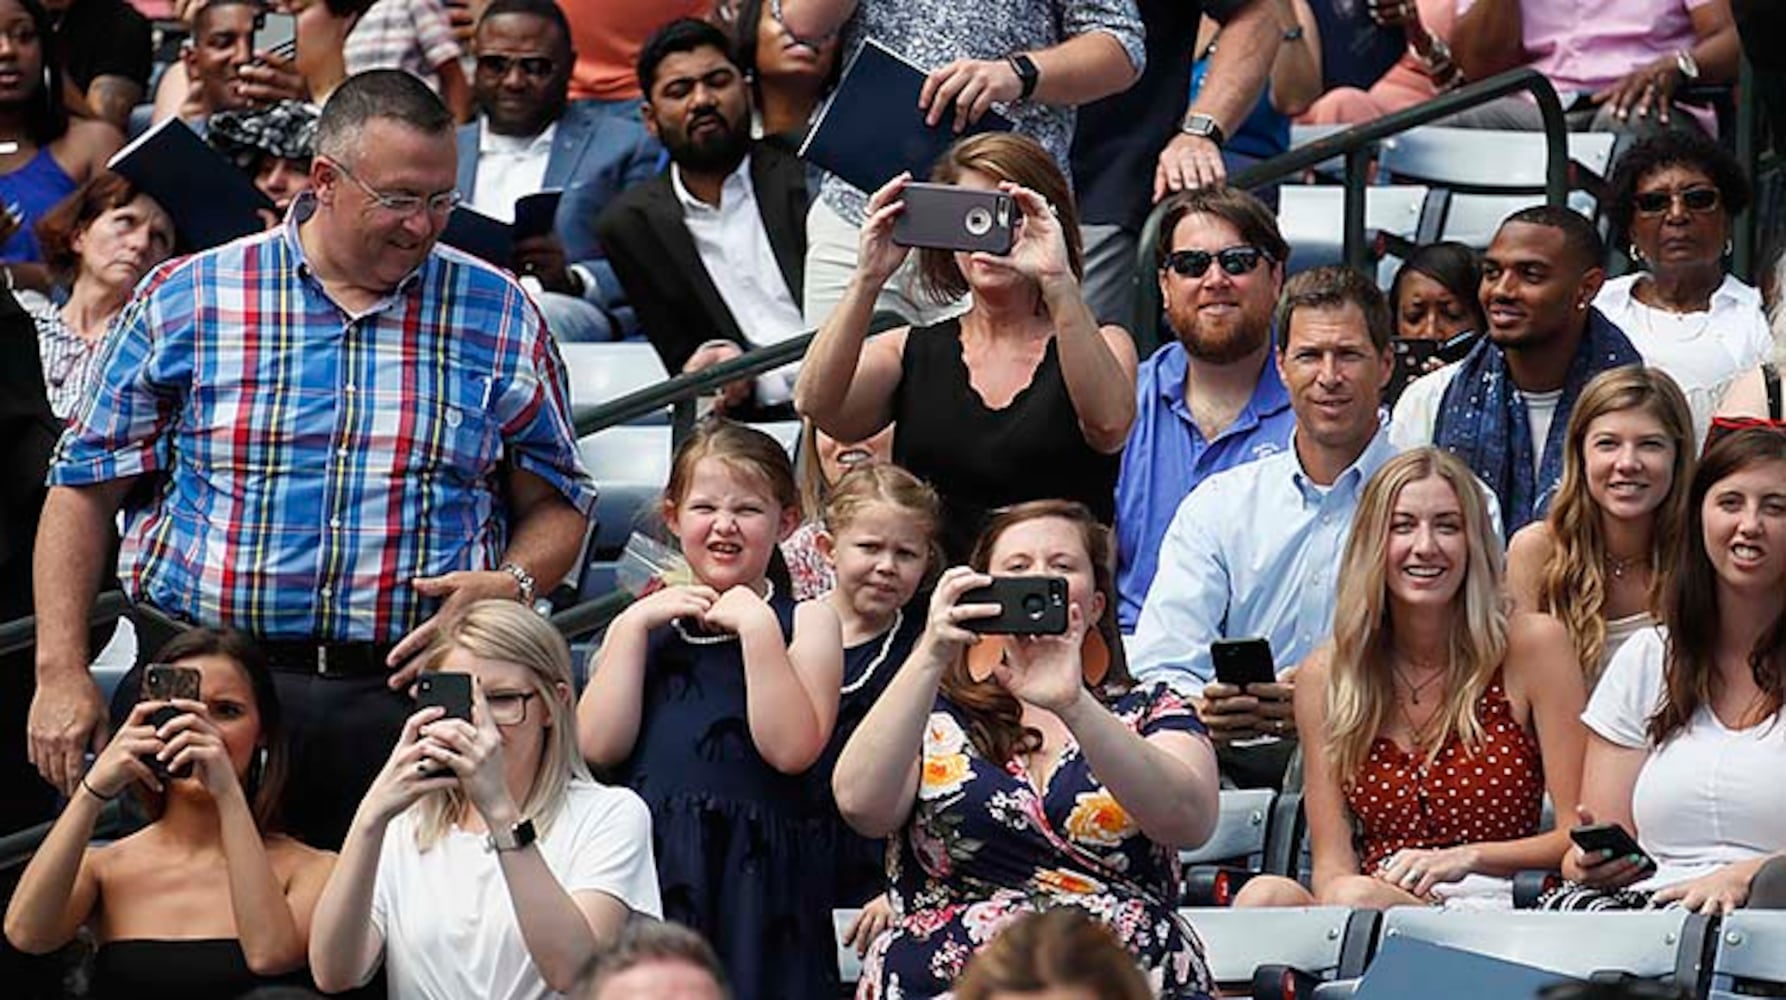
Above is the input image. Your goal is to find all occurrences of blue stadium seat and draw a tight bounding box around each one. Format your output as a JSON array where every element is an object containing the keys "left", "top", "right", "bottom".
[
  {"left": 1709, "top": 911, "right": 1786, "bottom": 999},
  {"left": 561, "top": 342, "right": 671, "bottom": 426}
]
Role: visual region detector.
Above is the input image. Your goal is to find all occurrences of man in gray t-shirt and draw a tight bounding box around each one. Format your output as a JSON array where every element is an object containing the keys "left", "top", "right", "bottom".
[{"left": 779, "top": 0, "right": 1146, "bottom": 326}]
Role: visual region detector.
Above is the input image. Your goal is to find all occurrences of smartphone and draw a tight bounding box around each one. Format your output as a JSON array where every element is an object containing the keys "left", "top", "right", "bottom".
[
  {"left": 256, "top": 10, "right": 298, "bottom": 59},
  {"left": 141, "top": 663, "right": 202, "bottom": 780},
  {"left": 892, "top": 183, "right": 1016, "bottom": 256},
  {"left": 1210, "top": 637, "right": 1278, "bottom": 689},
  {"left": 960, "top": 576, "right": 1068, "bottom": 635},
  {"left": 416, "top": 672, "right": 473, "bottom": 722},
  {"left": 1569, "top": 822, "right": 1656, "bottom": 871},
  {"left": 1388, "top": 329, "right": 1479, "bottom": 403}
]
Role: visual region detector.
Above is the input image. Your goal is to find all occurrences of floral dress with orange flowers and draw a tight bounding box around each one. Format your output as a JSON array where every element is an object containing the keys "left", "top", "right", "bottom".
[{"left": 858, "top": 683, "right": 1213, "bottom": 999}]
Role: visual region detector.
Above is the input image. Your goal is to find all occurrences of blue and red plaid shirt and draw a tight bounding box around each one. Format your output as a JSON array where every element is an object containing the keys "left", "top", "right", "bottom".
[{"left": 50, "top": 199, "right": 597, "bottom": 641}]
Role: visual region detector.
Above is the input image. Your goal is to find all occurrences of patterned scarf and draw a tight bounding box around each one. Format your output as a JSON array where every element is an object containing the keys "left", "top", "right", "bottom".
[{"left": 1434, "top": 308, "right": 1640, "bottom": 537}]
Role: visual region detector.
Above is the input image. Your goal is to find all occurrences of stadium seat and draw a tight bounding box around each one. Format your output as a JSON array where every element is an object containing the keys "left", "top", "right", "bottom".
[
  {"left": 1184, "top": 905, "right": 1378, "bottom": 997},
  {"left": 1366, "top": 908, "right": 1713, "bottom": 987},
  {"left": 1708, "top": 911, "right": 1786, "bottom": 999},
  {"left": 1274, "top": 186, "right": 1443, "bottom": 284},
  {"left": 1377, "top": 127, "right": 1618, "bottom": 196},
  {"left": 561, "top": 342, "right": 671, "bottom": 426},
  {"left": 578, "top": 425, "right": 674, "bottom": 559},
  {"left": 835, "top": 909, "right": 865, "bottom": 991},
  {"left": 1183, "top": 788, "right": 1275, "bottom": 869}
]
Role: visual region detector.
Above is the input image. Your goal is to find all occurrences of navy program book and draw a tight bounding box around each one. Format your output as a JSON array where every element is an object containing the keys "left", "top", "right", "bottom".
[
  {"left": 1355, "top": 936, "right": 1576, "bottom": 1000},
  {"left": 799, "top": 37, "right": 1014, "bottom": 195},
  {"left": 440, "top": 189, "right": 563, "bottom": 267},
  {"left": 106, "top": 117, "right": 274, "bottom": 252}
]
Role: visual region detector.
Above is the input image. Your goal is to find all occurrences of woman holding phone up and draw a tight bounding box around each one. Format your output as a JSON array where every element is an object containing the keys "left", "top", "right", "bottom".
[
  {"left": 3, "top": 628, "right": 333, "bottom": 998},
  {"left": 833, "top": 500, "right": 1221, "bottom": 996},
  {"left": 795, "top": 133, "right": 1137, "bottom": 561}
]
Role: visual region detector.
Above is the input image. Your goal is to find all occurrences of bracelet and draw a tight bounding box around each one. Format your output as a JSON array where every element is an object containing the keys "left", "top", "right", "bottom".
[
  {"left": 81, "top": 776, "right": 117, "bottom": 802},
  {"left": 500, "top": 562, "right": 536, "bottom": 605}
]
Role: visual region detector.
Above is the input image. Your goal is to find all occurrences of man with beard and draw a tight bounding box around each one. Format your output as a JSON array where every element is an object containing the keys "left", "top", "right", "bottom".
[
  {"left": 1114, "top": 187, "right": 1293, "bottom": 632},
  {"left": 597, "top": 18, "right": 809, "bottom": 417},
  {"left": 1390, "top": 206, "right": 1640, "bottom": 536},
  {"left": 1128, "top": 266, "right": 1397, "bottom": 784},
  {"left": 27, "top": 71, "right": 594, "bottom": 850},
  {"left": 456, "top": 0, "right": 661, "bottom": 342}
]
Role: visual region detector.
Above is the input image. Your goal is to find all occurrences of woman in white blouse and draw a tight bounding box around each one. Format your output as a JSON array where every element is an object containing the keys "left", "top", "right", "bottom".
[
  {"left": 1593, "top": 132, "right": 1769, "bottom": 443},
  {"left": 1549, "top": 426, "right": 1786, "bottom": 913},
  {"left": 309, "top": 600, "right": 662, "bottom": 998}
]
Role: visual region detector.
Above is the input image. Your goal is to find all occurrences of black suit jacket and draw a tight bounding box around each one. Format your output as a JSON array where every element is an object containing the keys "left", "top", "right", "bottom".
[{"left": 596, "top": 142, "right": 808, "bottom": 376}]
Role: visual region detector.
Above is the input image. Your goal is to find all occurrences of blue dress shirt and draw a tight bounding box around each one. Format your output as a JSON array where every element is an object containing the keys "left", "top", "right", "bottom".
[
  {"left": 1115, "top": 342, "right": 1295, "bottom": 631},
  {"left": 1127, "top": 424, "right": 1400, "bottom": 695}
]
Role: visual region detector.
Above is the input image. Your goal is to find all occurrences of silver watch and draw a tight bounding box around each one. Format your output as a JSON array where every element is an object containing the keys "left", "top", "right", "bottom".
[
  {"left": 499, "top": 562, "right": 536, "bottom": 605},
  {"left": 1675, "top": 49, "right": 1700, "bottom": 82},
  {"left": 488, "top": 817, "right": 537, "bottom": 852}
]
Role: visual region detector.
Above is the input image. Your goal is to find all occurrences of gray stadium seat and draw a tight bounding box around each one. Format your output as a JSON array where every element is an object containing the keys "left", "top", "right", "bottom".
[
  {"left": 578, "top": 425, "right": 674, "bottom": 556},
  {"left": 1377, "top": 127, "right": 1618, "bottom": 195},
  {"left": 1709, "top": 911, "right": 1786, "bottom": 999},
  {"left": 1185, "top": 905, "right": 1377, "bottom": 993},
  {"left": 1181, "top": 788, "right": 1274, "bottom": 870},
  {"left": 1274, "top": 186, "right": 1442, "bottom": 284},
  {"left": 835, "top": 909, "right": 865, "bottom": 991},
  {"left": 1371, "top": 908, "right": 1712, "bottom": 985},
  {"left": 561, "top": 342, "right": 671, "bottom": 426}
]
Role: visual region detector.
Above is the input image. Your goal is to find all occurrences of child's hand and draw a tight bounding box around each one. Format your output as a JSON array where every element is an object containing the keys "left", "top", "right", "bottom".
[
  {"left": 623, "top": 585, "right": 720, "bottom": 631},
  {"left": 702, "top": 585, "right": 773, "bottom": 635}
]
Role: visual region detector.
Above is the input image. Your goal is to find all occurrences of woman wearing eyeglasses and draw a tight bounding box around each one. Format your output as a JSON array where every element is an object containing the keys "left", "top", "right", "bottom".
[
  {"left": 309, "top": 600, "right": 663, "bottom": 998},
  {"left": 796, "top": 132, "right": 1138, "bottom": 561},
  {"left": 1593, "top": 131, "right": 1768, "bottom": 444}
]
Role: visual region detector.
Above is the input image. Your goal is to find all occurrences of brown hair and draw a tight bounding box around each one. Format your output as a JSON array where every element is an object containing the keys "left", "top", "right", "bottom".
[
  {"left": 572, "top": 920, "right": 730, "bottom": 999},
  {"left": 1273, "top": 263, "right": 1395, "bottom": 354},
  {"left": 940, "top": 500, "right": 1132, "bottom": 764},
  {"left": 1539, "top": 367, "right": 1694, "bottom": 682},
  {"left": 35, "top": 172, "right": 152, "bottom": 284},
  {"left": 663, "top": 418, "right": 801, "bottom": 517},
  {"left": 916, "top": 132, "right": 1082, "bottom": 304},
  {"left": 134, "top": 628, "right": 288, "bottom": 833},
  {"left": 1153, "top": 185, "right": 1291, "bottom": 271},
  {"left": 953, "top": 906, "right": 1152, "bottom": 1000},
  {"left": 1650, "top": 427, "right": 1786, "bottom": 745}
]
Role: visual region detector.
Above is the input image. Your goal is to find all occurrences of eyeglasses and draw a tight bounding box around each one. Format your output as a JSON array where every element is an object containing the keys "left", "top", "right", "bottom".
[
  {"left": 1633, "top": 186, "right": 1720, "bottom": 215},
  {"left": 326, "top": 158, "right": 463, "bottom": 218},
  {"left": 1164, "top": 245, "right": 1271, "bottom": 279},
  {"left": 475, "top": 54, "right": 557, "bottom": 79},
  {"left": 486, "top": 690, "right": 538, "bottom": 727},
  {"left": 768, "top": 0, "right": 840, "bottom": 45}
]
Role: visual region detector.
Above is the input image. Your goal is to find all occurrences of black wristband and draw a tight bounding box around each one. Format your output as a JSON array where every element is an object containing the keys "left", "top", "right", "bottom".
[
  {"left": 81, "top": 776, "right": 117, "bottom": 802},
  {"left": 1007, "top": 53, "right": 1040, "bottom": 102}
]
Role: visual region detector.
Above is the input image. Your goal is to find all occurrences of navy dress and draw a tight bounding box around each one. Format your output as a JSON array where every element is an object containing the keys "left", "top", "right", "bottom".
[{"left": 614, "top": 590, "right": 836, "bottom": 1000}]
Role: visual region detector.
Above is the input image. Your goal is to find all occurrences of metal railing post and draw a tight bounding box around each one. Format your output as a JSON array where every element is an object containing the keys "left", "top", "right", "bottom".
[{"left": 1342, "top": 147, "right": 1371, "bottom": 273}]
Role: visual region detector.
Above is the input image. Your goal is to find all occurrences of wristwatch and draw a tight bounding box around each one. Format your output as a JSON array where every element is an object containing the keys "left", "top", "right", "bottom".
[
  {"left": 500, "top": 562, "right": 536, "bottom": 605},
  {"left": 1282, "top": 25, "right": 1305, "bottom": 42},
  {"left": 1179, "top": 112, "right": 1226, "bottom": 148},
  {"left": 1675, "top": 49, "right": 1700, "bottom": 83},
  {"left": 1007, "top": 52, "right": 1040, "bottom": 101},
  {"left": 488, "top": 817, "right": 537, "bottom": 853}
]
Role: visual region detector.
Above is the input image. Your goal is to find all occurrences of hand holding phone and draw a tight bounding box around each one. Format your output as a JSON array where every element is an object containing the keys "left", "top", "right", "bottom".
[
  {"left": 141, "top": 664, "right": 202, "bottom": 780},
  {"left": 414, "top": 672, "right": 473, "bottom": 777},
  {"left": 1210, "top": 637, "right": 1277, "bottom": 689},
  {"left": 892, "top": 182, "right": 1015, "bottom": 255},
  {"left": 1569, "top": 821, "right": 1656, "bottom": 880},
  {"left": 959, "top": 576, "right": 1068, "bottom": 635}
]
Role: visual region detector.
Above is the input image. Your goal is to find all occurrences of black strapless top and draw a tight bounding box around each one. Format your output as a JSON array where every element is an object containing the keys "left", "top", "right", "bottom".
[{"left": 92, "top": 938, "right": 307, "bottom": 1000}]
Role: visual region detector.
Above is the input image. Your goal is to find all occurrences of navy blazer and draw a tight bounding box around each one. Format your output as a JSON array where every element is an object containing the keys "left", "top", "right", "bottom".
[
  {"left": 455, "top": 100, "right": 664, "bottom": 309},
  {"left": 595, "top": 141, "right": 809, "bottom": 378}
]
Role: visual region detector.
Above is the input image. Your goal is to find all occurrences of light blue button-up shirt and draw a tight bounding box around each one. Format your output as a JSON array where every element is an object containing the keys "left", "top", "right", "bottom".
[{"left": 1127, "top": 423, "right": 1401, "bottom": 695}]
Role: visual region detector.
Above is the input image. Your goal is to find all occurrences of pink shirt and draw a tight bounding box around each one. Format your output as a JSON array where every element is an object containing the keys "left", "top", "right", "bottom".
[{"left": 1456, "top": 0, "right": 1713, "bottom": 129}]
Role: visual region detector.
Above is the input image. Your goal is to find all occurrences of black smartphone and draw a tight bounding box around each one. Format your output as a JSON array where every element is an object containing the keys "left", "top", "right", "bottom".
[
  {"left": 1210, "top": 637, "right": 1278, "bottom": 689},
  {"left": 1388, "top": 329, "right": 1479, "bottom": 403},
  {"left": 892, "top": 183, "right": 1016, "bottom": 256},
  {"left": 256, "top": 10, "right": 298, "bottom": 59},
  {"left": 960, "top": 576, "right": 1069, "bottom": 635},
  {"left": 141, "top": 663, "right": 202, "bottom": 780},
  {"left": 416, "top": 672, "right": 473, "bottom": 722},
  {"left": 1569, "top": 822, "right": 1656, "bottom": 871}
]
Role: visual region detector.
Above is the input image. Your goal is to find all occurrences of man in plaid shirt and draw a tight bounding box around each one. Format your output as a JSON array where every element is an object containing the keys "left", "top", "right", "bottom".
[{"left": 26, "top": 71, "right": 595, "bottom": 849}]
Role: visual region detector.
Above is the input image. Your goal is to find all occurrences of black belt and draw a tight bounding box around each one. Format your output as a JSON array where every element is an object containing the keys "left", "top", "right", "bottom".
[{"left": 131, "top": 602, "right": 396, "bottom": 679}]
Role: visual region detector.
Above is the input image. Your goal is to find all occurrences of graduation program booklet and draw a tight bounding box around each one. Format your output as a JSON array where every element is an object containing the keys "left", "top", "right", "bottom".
[
  {"left": 799, "top": 37, "right": 1014, "bottom": 194},
  {"left": 106, "top": 117, "right": 274, "bottom": 252},
  {"left": 440, "top": 188, "right": 563, "bottom": 267}
]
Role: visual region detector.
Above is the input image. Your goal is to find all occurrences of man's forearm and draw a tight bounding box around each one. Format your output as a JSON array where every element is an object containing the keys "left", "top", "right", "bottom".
[
  {"left": 33, "top": 484, "right": 129, "bottom": 677},
  {"left": 1451, "top": 0, "right": 1526, "bottom": 82},
  {"left": 502, "top": 494, "right": 588, "bottom": 594},
  {"left": 1030, "top": 30, "right": 1142, "bottom": 107},
  {"left": 1190, "top": 1, "right": 1277, "bottom": 131}
]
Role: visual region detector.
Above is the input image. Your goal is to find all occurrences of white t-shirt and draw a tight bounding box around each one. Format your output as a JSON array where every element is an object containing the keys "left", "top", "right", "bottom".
[
  {"left": 1389, "top": 364, "right": 1562, "bottom": 474},
  {"left": 1594, "top": 273, "right": 1772, "bottom": 405},
  {"left": 371, "top": 780, "right": 663, "bottom": 1000},
  {"left": 1582, "top": 626, "right": 1786, "bottom": 891}
]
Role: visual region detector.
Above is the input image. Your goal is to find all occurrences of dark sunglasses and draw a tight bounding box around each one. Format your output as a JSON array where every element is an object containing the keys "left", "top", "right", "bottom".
[
  {"left": 1164, "top": 246, "right": 1271, "bottom": 279},
  {"left": 1633, "top": 186, "right": 1720, "bottom": 215},
  {"left": 475, "top": 54, "right": 557, "bottom": 79}
]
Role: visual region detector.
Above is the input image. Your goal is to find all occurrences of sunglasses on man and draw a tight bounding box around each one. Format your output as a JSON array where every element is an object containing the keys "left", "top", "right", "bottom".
[{"left": 1163, "top": 245, "right": 1272, "bottom": 279}]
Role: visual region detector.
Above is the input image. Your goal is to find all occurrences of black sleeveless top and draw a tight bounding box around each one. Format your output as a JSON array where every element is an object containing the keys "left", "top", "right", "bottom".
[
  {"left": 892, "top": 319, "right": 1120, "bottom": 560},
  {"left": 92, "top": 939, "right": 308, "bottom": 999}
]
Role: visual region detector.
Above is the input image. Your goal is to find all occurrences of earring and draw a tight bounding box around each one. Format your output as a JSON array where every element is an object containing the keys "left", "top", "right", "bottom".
[
  {"left": 1627, "top": 243, "right": 1645, "bottom": 265},
  {"left": 1725, "top": 238, "right": 1735, "bottom": 257},
  {"left": 246, "top": 746, "right": 268, "bottom": 794}
]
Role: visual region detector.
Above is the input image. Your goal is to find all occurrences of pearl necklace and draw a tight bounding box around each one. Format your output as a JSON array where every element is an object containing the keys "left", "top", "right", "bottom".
[
  {"left": 671, "top": 579, "right": 775, "bottom": 645},
  {"left": 841, "top": 609, "right": 904, "bottom": 696}
]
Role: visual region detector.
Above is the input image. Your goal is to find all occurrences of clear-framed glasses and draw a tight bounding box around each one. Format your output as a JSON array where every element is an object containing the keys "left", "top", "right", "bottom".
[
  {"left": 326, "top": 157, "right": 462, "bottom": 219},
  {"left": 486, "top": 690, "right": 538, "bottom": 727}
]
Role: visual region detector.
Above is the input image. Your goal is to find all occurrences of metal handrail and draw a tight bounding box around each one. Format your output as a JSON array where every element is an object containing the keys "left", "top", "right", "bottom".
[
  {"left": 0, "top": 591, "right": 130, "bottom": 659},
  {"left": 1129, "top": 67, "right": 1570, "bottom": 353}
]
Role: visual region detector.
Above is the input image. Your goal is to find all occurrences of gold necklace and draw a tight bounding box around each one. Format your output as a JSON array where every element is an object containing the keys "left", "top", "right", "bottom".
[
  {"left": 1393, "top": 662, "right": 1445, "bottom": 706},
  {"left": 1606, "top": 552, "right": 1647, "bottom": 580}
]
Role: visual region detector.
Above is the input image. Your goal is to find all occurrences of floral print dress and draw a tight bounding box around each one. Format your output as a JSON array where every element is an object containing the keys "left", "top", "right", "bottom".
[{"left": 859, "top": 683, "right": 1214, "bottom": 999}]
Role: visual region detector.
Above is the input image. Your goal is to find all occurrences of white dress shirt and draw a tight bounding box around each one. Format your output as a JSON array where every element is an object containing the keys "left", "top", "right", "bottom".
[
  {"left": 469, "top": 120, "right": 556, "bottom": 223},
  {"left": 672, "top": 154, "right": 806, "bottom": 405}
]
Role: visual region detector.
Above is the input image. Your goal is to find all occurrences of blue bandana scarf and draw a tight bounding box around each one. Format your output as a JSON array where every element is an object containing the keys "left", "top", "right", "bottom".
[{"left": 1434, "top": 308, "right": 1641, "bottom": 538}]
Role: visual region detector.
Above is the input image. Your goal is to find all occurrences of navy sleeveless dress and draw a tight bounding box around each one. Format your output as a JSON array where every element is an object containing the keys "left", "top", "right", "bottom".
[{"left": 614, "top": 590, "right": 836, "bottom": 1000}]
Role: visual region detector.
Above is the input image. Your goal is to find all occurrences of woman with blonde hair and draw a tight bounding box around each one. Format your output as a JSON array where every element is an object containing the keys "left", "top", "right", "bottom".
[
  {"left": 1236, "top": 448, "right": 1587, "bottom": 909},
  {"left": 309, "top": 599, "right": 662, "bottom": 998},
  {"left": 1508, "top": 367, "right": 1695, "bottom": 684}
]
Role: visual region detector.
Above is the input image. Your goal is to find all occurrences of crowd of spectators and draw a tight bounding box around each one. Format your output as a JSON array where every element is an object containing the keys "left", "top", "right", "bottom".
[{"left": 0, "top": 0, "right": 1784, "bottom": 998}]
